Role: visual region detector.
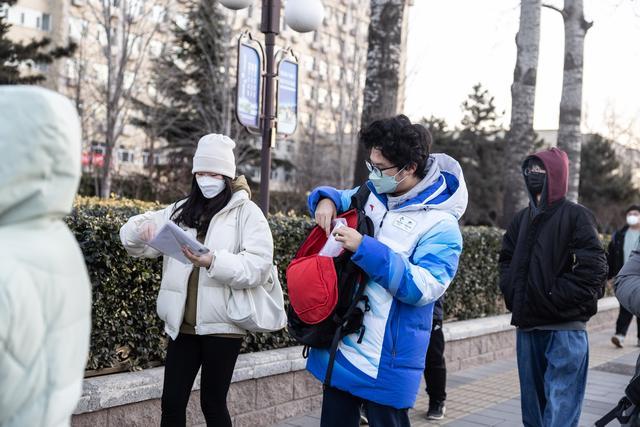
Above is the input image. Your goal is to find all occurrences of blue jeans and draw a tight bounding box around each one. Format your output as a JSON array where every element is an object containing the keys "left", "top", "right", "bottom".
[{"left": 516, "top": 329, "right": 589, "bottom": 427}]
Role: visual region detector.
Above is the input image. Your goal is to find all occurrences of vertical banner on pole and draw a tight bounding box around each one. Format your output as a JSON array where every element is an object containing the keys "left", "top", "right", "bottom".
[
  {"left": 276, "top": 57, "right": 299, "bottom": 136},
  {"left": 236, "top": 41, "right": 263, "bottom": 131}
]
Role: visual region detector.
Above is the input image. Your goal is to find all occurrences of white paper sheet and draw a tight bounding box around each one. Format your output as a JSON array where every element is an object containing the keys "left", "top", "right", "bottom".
[
  {"left": 148, "top": 221, "right": 210, "bottom": 264},
  {"left": 319, "top": 218, "right": 348, "bottom": 257}
]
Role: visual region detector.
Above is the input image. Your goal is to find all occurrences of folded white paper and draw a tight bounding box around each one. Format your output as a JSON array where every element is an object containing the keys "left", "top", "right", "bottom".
[
  {"left": 148, "top": 221, "right": 210, "bottom": 264},
  {"left": 319, "top": 218, "right": 348, "bottom": 257}
]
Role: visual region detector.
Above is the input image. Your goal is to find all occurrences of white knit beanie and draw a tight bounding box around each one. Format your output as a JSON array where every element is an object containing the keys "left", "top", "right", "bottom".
[{"left": 192, "top": 133, "right": 236, "bottom": 178}]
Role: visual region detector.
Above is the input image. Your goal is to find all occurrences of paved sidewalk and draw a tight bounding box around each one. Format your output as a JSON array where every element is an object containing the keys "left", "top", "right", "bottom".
[{"left": 272, "top": 326, "right": 640, "bottom": 427}]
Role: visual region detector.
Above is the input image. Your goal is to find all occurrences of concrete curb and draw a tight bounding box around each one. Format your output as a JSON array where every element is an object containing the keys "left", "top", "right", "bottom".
[{"left": 74, "top": 297, "right": 620, "bottom": 418}]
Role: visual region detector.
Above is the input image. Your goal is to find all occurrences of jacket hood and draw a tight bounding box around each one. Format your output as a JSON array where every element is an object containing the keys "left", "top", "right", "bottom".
[
  {"left": 369, "top": 153, "right": 468, "bottom": 219},
  {"left": 0, "top": 86, "right": 82, "bottom": 226},
  {"left": 231, "top": 175, "right": 251, "bottom": 198},
  {"left": 522, "top": 147, "right": 569, "bottom": 206}
]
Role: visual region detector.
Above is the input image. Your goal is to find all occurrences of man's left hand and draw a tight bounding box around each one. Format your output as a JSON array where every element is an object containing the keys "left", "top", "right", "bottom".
[
  {"left": 333, "top": 227, "right": 364, "bottom": 252},
  {"left": 182, "top": 246, "right": 214, "bottom": 269}
]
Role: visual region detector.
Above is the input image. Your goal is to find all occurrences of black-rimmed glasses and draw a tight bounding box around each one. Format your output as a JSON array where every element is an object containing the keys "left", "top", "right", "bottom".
[{"left": 365, "top": 160, "right": 400, "bottom": 178}]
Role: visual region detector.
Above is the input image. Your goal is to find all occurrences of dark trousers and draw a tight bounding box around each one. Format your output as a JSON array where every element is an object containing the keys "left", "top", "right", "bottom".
[
  {"left": 320, "top": 386, "right": 410, "bottom": 427},
  {"left": 424, "top": 320, "right": 447, "bottom": 404},
  {"left": 160, "top": 333, "right": 243, "bottom": 427},
  {"left": 615, "top": 305, "right": 640, "bottom": 338}
]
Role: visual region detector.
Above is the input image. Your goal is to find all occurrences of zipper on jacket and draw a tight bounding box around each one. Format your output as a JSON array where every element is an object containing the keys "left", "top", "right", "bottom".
[
  {"left": 192, "top": 267, "right": 202, "bottom": 335},
  {"left": 183, "top": 265, "right": 192, "bottom": 334},
  {"left": 390, "top": 304, "right": 401, "bottom": 367},
  {"left": 192, "top": 208, "right": 237, "bottom": 334},
  {"left": 376, "top": 212, "right": 389, "bottom": 238}
]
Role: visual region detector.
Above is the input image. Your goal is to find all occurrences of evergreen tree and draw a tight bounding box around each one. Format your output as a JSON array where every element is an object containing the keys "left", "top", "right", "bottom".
[
  {"left": 459, "top": 84, "right": 505, "bottom": 226},
  {"left": 579, "top": 134, "right": 640, "bottom": 231},
  {"left": 424, "top": 84, "right": 505, "bottom": 226},
  {"left": 460, "top": 83, "right": 502, "bottom": 141},
  {"left": 134, "top": 0, "right": 260, "bottom": 194},
  {"left": 0, "top": 0, "right": 75, "bottom": 85}
]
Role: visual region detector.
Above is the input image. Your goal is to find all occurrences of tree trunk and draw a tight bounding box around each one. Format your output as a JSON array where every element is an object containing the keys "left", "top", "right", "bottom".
[
  {"left": 501, "top": 0, "right": 541, "bottom": 227},
  {"left": 556, "top": 0, "right": 591, "bottom": 202},
  {"left": 100, "top": 129, "right": 114, "bottom": 198},
  {"left": 100, "top": 160, "right": 113, "bottom": 198},
  {"left": 353, "top": 0, "right": 410, "bottom": 186}
]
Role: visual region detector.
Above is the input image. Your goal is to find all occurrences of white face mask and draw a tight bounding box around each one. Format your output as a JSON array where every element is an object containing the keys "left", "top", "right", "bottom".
[
  {"left": 627, "top": 215, "right": 640, "bottom": 227},
  {"left": 196, "top": 175, "right": 225, "bottom": 199}
]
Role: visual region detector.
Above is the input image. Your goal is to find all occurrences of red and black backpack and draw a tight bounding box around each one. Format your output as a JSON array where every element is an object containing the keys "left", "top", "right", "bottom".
[{"left": 286, "top": 185, "right": 374, "bottom": 386}]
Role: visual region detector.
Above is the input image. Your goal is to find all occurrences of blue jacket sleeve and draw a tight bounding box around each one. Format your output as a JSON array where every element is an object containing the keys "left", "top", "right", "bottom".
[
  {"left": 351, "top": 219, "right": 462, "bottom": 306},
  {"left": 308, "top": 186, "right": 359, "bottom": 217}
]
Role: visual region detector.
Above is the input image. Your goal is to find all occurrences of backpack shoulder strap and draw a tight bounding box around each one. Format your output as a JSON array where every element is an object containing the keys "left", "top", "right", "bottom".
[
  {"left": 233, "top": 202, "right": 247, "bottom": 254},
  {"left": 350, "top": 184, "right": 371, "bottom": 211}
]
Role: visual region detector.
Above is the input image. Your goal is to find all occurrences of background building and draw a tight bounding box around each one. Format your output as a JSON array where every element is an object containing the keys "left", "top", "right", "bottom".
[{"left": 5, "top": 0, "right": 375, "bottom": 193}]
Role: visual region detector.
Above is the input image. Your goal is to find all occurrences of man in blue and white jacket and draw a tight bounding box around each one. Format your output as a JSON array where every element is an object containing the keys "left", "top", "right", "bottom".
[{"left": 308, "top": 115, "right": 467, "bottom": 427}]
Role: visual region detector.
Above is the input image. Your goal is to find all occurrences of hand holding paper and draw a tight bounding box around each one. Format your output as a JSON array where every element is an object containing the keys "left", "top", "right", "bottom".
[
  {"left": 332, "top": 221, "right": 363, "bottom": 253},
  {"left": 147, "top": 221, "right": 210, "bottom": 265},
  {"left": 319, "top": 219, "right": 348, "bottom": 257},
  {"left": 181, "top": 246, "right": 214, "bottom": 268}
]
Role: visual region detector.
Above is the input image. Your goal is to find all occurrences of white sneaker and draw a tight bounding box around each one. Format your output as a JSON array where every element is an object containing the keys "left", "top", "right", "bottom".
[{"left": 612, "top": 334, "right": 625, "bottom": 348}]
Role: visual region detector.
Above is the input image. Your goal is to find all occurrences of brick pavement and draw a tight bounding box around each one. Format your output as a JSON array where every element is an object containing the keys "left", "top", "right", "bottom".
[{"left": 273, "top": 326, "right": 640, "bottom": 427}]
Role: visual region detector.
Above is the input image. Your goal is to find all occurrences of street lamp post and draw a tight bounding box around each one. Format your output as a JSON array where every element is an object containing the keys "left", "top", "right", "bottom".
[
  {"left": 220, "top": 0, "right": 324, "bottom": 215},
  {"left": 259, "top": 0, "right": 280, "bottom": 215}
]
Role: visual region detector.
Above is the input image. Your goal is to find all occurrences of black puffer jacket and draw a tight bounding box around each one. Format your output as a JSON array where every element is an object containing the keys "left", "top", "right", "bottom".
[
  {"left": 498, "top": 148, "right": 608, "bottom": 328},
  {"left": 608, "top": 226, "right": 630, "bottom": 279}
]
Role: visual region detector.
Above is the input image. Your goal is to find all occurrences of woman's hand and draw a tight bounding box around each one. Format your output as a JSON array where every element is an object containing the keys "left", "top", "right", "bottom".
[
  {"left": 315, "top": 198, "right": 337, "bottom": 237},
  {"left": 139, "top": 221, "right": 157, "bottom": 242},
  {"left": 333, "top": 227, "right": 363, "bottom": 252},
  {"left": 182, "top": 246, "right": 214, "bottom": 269}
]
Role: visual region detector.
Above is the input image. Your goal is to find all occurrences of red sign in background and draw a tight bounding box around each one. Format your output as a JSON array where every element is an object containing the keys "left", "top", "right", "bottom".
[{"left": 82, "top": 152, "right": 105, "bottom": 167}]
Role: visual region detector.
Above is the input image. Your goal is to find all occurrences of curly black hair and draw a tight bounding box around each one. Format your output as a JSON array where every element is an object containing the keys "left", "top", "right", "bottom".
[{"left": 359, "top": 114, "right": 432, "bottom": 179}]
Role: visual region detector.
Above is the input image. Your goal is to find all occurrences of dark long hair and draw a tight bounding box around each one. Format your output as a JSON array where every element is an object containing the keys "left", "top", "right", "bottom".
[{"left": 171, "top": 176, "right": 233, "bottom": 236}]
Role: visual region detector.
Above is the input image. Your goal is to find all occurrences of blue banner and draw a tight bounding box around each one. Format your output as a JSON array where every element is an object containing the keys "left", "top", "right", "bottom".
[
  {"left": 237, "top": 43, "right": 261, "bottom": 129},
  {"left": 277, "top": 59, "right": 299, "bottom": 135}
]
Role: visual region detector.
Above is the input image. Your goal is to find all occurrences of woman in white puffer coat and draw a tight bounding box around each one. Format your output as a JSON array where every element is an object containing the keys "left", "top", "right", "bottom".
[
  {"left": 120, "top": 134, "right": 273, "bottom": 427},
  {"left": 0, "top": 87, "right": 92, "bottom": 427}
]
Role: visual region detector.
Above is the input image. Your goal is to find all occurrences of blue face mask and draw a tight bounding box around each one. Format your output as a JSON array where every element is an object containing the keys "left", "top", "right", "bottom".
[{"left": 369, "top": 167, "right": 407, "bottom": 194}]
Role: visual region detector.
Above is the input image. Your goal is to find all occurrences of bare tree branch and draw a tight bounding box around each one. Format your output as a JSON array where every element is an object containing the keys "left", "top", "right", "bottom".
[
  {"left": 82, "top": 0, "right": 173, "bottom": 197},
  {"left": 542, "top": 3, "right": 567, "bottom": 18}
]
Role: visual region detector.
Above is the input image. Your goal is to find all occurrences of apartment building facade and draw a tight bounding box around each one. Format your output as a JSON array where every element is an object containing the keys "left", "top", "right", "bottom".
[{"left": 4, "top": 0, "right": 379, "bottom": 191}]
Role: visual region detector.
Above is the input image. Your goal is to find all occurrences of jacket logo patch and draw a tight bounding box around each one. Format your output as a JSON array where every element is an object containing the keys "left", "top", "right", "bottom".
[
  {"left": 369, "top": 204, "right": 375, "bottom": 211},
  {"left": 393, "top": 216, "right": 416, "bottom": 232}
]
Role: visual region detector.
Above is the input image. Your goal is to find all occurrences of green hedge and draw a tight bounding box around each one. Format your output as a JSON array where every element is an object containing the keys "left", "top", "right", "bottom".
[{"left": 66, "top": 197, "right": 506, "bottom": 371}]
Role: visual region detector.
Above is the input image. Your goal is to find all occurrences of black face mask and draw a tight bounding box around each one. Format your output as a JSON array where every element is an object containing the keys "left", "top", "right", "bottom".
[{"left": 526, "top": 172, "right": 546, "bottom": 195}]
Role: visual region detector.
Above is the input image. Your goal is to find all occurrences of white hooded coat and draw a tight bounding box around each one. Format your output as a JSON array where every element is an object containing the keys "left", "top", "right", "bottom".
[
  {"left": 119, "top": 186, "right": 274, "bottom": 339},
  {"left": 0, "top": 87, "right": 92, "bottom": 427}
]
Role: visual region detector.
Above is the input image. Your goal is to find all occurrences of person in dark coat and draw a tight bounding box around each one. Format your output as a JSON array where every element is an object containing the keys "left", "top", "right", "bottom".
[
  {"left": 498, "top": 147, "right": 608, "bottom": 427},
  {"left": 423, "top": 297, "right": 447, "bottom": 420},
  {"left": 609, "top": 205, "right": 640, "bottom": 348}
]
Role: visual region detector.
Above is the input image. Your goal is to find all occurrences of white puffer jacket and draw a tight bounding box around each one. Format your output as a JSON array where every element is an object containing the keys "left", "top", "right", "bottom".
[
  {"left": 0, "top": 87, "right": 92, "bottom": 427},
  {"left": 119, "top": 189, "right": 273, "bottom": 339}
]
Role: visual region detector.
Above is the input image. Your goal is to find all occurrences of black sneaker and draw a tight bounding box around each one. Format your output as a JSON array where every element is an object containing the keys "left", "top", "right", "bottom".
[{"left": 426, "top": 401, "right": 446, "bottom": 420}]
